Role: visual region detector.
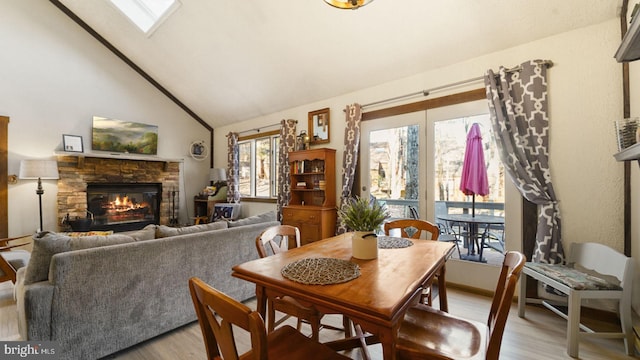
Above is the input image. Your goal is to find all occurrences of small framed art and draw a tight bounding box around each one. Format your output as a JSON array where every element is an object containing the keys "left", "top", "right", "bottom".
[{"left": 63, "top": 134, "right": 84, "bottom": 153}]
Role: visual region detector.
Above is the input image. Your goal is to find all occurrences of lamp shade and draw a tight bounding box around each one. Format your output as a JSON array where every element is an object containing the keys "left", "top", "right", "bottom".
[
  {"left": 19, "top": 160, "right": 59, "bottom": 180},
  {"left": 209, "top": 168, "right": 227, "bottom": 182}
]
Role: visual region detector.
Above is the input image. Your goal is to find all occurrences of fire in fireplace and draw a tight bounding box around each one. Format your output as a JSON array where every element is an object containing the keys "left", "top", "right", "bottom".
[{"left": 86, "top": 183, "right": 162, "bottom": 232}]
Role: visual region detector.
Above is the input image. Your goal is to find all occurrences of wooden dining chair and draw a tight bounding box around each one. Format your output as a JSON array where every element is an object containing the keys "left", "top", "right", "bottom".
[
  {"left": 383, "top": 219, "right": 440, "bottom": 240},
  {"left": 384, "top": 219, "right": 451, "bottom": 307},
  {"left": 395, "top": 251, "right": 526, "bottom": 360},
  {"left": 0, "top": 235, "right": 31, "bottom": 284},
  {"left": 188, "top": 277, "right": 350, "bottom": 360},
  {"left": 256, "top": 225, "right": 351, "bottom": 341}
]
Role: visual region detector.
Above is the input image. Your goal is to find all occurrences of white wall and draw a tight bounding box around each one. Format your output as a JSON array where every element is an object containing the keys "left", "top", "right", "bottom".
[
  {"left": 215, "top": 19, "right": 625, "bottom": 290},
  {"left": 0, "top": 1, "right": 211, "bottom": 235}
]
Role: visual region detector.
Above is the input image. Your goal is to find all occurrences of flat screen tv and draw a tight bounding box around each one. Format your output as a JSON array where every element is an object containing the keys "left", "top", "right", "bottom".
[{"left": 92, "top": 116, "right": 158, "bottom": 155}]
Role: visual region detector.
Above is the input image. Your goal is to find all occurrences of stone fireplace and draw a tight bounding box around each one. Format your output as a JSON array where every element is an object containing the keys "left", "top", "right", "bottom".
[{"left": 56, "top": 155, "right": 180, "bottom": 232}]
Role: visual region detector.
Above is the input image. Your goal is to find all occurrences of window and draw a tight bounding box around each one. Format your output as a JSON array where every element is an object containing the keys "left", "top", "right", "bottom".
[
  {"left": 109, "top": 0, "right": 180, "bottom": 35},
  {"left": 238, "top": 132, "right": 280, "bottom": 198},
  {"left": 433, "top": 114, "right": 505, "bottom": 209},
  {"left": 366, "top": 124, "right": 420, "bottom": 218}
]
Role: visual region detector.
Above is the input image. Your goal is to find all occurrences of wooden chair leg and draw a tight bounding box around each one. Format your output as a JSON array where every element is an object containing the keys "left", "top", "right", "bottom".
[{"left": 342, "top": 315, "right": 352, "bottom": 338}]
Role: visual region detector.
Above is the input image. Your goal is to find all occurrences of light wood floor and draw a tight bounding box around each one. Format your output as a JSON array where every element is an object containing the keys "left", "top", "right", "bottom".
[{"left": 0, "top": 281, "right": 635, "bottom": 360}]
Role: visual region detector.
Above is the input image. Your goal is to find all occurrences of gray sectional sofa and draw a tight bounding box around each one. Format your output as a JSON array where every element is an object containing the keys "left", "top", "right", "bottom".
[{"left": 14, "top": 212, "right": 278, "bottom": 359}]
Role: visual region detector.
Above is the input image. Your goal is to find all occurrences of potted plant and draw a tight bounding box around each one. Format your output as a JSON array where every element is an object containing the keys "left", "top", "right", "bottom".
[{"left": 338, "top": 196, "right": 389, "bottom": 259}]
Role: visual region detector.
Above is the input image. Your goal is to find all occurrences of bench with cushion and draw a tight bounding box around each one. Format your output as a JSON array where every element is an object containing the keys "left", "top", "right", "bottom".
[{"left": 518, "top": 242, "right": 633, "bottom": 358}]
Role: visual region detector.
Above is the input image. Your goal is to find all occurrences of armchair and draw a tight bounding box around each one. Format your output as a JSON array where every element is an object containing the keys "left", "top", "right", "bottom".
[{"left": 0, "top": 235, "right": 31, "bottom": 284}]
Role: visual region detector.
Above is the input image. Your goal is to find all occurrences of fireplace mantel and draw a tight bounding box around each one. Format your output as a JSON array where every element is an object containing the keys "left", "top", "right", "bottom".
[{"left": 54, "top": 151, "right": 183, "bottom": 170}]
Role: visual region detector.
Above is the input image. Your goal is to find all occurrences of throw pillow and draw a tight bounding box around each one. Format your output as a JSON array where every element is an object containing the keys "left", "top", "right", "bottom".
[
  {"left": 23, "top": 231, "right": 135, "bottom": 285},
  {"left": 155, "top": 221, "right": 228, "bottom": 238},
  {"left": 119, "top": 224, "right": 157, "bottom": 241},
  {"left": 228, "top": 211, "right": 277, "bottom": 228}
]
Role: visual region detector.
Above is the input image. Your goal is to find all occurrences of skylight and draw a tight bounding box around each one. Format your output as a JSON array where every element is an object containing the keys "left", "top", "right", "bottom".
[{"left": 110, "top": 0, "right": 180, "bottom": 35}]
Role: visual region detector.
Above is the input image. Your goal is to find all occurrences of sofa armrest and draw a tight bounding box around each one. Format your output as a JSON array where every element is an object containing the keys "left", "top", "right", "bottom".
[{"left": 15, "top": 271, "right": 54, "bottom": 340}]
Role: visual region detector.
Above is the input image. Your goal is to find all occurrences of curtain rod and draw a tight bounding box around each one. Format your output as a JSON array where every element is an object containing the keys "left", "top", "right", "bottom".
[
  {"left": 236, "top": 122, "right": 284, "bottom": 135},
  {"left": 360, "top": 59, "right": 553, "bottom": 109}
]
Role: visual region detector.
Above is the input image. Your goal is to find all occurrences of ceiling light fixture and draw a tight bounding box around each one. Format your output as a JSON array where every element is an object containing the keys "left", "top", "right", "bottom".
[{"left": 324, "top": 0, "right": 374, "bottom": 10}]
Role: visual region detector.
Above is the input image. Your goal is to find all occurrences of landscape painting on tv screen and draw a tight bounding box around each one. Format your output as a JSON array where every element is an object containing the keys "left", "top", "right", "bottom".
[{"left": 92, "top": 116, "right": 158, "bottom": 155}]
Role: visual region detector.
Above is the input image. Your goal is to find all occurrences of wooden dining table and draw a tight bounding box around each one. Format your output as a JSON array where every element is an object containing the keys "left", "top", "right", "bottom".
[{"left": 232, "top": 233, "right": 455, "bottom": 360}]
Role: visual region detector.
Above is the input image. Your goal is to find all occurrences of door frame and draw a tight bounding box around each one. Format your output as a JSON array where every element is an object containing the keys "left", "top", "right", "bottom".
[{"left": 0, "top": 116, "right": 8, "bottom": 237}]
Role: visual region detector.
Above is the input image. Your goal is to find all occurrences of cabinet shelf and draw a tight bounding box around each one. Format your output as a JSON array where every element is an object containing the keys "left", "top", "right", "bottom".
[
  {"left": 616, "top": 11, "right": 640, "bottom": 62},
  {"left": 614, "top": 142, "right": 640, "bottom": 162},
  {"left": 283, "top": 148, "right": 336, "bottom": 244}
]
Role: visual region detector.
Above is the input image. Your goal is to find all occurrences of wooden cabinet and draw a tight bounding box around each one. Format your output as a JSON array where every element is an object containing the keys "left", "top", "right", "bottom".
[
  {"left": 193, "top": 197, "right": 223, "bottom": 223},
  {"left": 282, "top": 206, "right": 336, "bottom": 245},
  {"left": 282, "top": 148, "right": 336, "bottom": 244}
]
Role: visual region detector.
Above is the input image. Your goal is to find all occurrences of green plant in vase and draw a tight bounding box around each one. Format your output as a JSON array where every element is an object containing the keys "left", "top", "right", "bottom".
[
  {"left": 338, "top": 196, "right": 389, "bottom": 259},
  {"left": 338, "top": 196, "right": 389, "bottom": 232}
]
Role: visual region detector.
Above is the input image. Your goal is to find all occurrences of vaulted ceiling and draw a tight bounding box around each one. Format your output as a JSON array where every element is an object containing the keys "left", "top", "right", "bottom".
[{"left": 56, "top": 0, "right": 620, "bottom": 128}]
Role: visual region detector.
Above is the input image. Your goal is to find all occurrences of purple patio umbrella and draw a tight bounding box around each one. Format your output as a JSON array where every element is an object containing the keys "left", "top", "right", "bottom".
[{"left": 459, "top": 123, "right": 489, "bottom": 217}]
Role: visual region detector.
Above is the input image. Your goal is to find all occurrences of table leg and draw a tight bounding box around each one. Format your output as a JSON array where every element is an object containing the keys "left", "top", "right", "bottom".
[
  {"left": 378, "top": 325, "right": 399, "bottom": 360},
  {"left": 438, "top": 264, "right": 448, "bottom": 312},
  {"left": 469, "top": 223, "right": 477, "bottom": 255}
]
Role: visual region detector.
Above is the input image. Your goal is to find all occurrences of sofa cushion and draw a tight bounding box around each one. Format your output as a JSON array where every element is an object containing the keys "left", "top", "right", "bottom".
[
  {"left": 155, "top": 221, "right": 228, "bottom": 238},
  {"left": 119, "top": 224, "right": 157, "bottom": 241},
  {"left": 228, "top": 211, "right": 277, "bottom": 228},
  {"left": 23, "top": 232, "right": 135, "bottom": 285}
]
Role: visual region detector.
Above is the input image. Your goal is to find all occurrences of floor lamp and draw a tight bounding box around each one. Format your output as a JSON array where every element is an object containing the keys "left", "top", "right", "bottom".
[{"left": 19, "top": 159, "right": 59, "bottom": 232}]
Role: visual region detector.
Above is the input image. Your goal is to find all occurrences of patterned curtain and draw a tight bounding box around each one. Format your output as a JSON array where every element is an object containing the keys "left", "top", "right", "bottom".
[
  {"left": 277, "top": 119, "right": 297, "bottom": 222},
  {"left": 484, "top": 60, "right": 564, "bottom": 264},
  {"left": 336, "top": 104, "right": 363, "bottom": 234},
  {"left": 226, "top": 132, "right": 240, "bottom": 203}
]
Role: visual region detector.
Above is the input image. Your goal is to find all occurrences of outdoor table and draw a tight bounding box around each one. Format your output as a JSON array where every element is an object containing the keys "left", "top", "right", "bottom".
[
  {"left": 436, "top": 213, "right": 504, "bottom": 262},
  {"left": 232, "top": 233, "right": 454, "bottom": 360}
]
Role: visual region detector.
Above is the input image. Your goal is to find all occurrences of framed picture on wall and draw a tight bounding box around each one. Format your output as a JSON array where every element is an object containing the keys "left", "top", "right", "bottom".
[
  {"left": 62, "top": 134, "right": 84, "bottom": 153},
  {"left": 308, "top": 108, "right": 330, "bottom": 145}
]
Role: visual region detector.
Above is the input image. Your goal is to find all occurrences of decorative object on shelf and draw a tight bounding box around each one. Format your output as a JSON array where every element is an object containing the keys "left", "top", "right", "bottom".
[
  {"left": 337, "top": 196, "right": 389, "bottom": 260},
  {"left": 19, "top": 159, "right": 59, "bottom": 232},
  {"left": 92, "top": 116, "right": 158, "bottom": 155},
  {"left": 615, "top": 117, "right": 640, "bottom": 151},
  {"left": 324, "top": 0, "right": 373, "bottom": 10},
  {"left": 308, "top": 108, "right": 330, "bottom": 145},
  {"left": 296, "top": 130, "right": 310, "bottom": 151},
  {"left": 62, "top": 134, "right": 84, "bottom": 153}
]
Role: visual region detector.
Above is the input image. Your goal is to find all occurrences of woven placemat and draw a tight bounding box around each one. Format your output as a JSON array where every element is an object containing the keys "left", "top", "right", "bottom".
[
  {"left": 377, "top": 236, "right": 414, "bottom": 249},
  {"left": 281, "top": 257, "right": 360, "bottom": 285}
]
